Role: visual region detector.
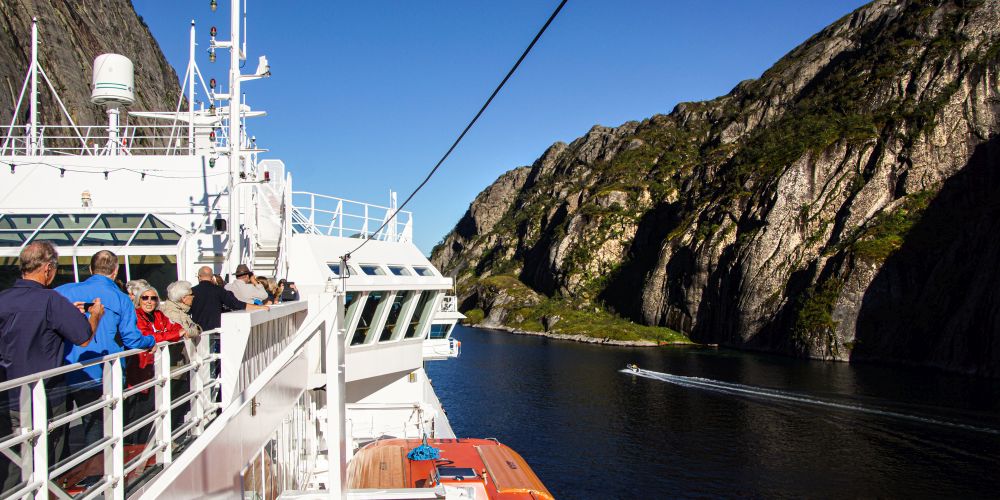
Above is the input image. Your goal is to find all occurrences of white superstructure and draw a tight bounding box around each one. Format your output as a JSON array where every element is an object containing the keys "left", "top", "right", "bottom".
[{"left": 0, "top": 4, "right": 462, "bottom": 499}]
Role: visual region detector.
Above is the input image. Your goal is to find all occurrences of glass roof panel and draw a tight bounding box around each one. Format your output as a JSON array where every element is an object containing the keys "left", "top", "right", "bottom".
[
  {"left": 79, "top": 230, "right": 134, "bottom": 246},
  {"left": 129, "top": 230, "right": 181, "bottom": 246},
  {"left": 31, "top": 231, "right": 84, "bottom": 246},
  {"left": 141, "top": 216, "right": 171, "bottom": 229},
  {"left": 43, "top": 214, "right": 96, "bottom": 230},
  {"left": 0, "top": 214, "right": 49, "bottom": 230},
  {"left": 0, "top": 232, "right": 30, "bottom": 247},
  {"left": 93, "top": 214, "right": 144, "bottom": 229}
]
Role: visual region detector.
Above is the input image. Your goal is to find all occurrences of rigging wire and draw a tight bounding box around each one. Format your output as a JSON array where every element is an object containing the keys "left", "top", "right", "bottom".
[{"left": 344, "top": 0, "right": 569, "bottom": 258}]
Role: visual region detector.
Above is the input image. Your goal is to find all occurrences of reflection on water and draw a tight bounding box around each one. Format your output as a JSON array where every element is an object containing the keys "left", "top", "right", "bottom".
[{"left": 426, "top": 326, "right": 1000, "bottom": 499}]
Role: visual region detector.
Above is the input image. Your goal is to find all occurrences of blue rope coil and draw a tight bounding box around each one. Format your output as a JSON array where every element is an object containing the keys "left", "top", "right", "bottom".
[{"left": 407, "top": 443, "right": 441, "bottom": 461}]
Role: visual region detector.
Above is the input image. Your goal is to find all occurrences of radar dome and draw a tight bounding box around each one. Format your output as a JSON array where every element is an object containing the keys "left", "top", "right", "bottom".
[{"left": 90, "top": 54, "right": 135, "bottom": 106}]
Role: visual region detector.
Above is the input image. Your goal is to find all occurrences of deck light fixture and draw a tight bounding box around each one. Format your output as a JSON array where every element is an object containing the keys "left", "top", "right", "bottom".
[
  {"left": 210, "top": 0, "right": 217, "bottom": 12},
  {"left": 210, "top": 26, "right": 217, "bottom": 37},
  {"left": 209, "top": 48, "right": 216, "bottom": 63},
  {"left": 263, "top": 171, "right": 270, "bottom": 182},
  {"left": 103, "top": 171, "right": 109, "bottom": 180},
  {"left": 209, "top": 78, "right": 217, "bottom": 89},
  {"left": 209, "top": 158, "right": 216, "bottom": 168},
  {"left": 60, "top": 168, "right": 65, "bottom": 178},
  {"left": 209, "top": 131, "right": 216, "bottom": 141}
]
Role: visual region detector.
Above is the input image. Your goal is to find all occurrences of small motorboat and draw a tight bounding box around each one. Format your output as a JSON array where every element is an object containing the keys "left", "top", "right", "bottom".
[{"left": 626, "top": 363, "right": 639, "bottom": 373}]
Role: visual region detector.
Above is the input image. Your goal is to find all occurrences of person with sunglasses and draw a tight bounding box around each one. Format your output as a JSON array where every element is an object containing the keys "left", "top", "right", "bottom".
[{"left": 125, "top": 283, "right": 185, "bottom": 445}]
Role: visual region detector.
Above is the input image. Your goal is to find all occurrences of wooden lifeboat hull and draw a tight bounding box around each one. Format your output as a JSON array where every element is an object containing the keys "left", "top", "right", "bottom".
[{"left": 347, "top": 438, "right": 555, "bottom": 499}]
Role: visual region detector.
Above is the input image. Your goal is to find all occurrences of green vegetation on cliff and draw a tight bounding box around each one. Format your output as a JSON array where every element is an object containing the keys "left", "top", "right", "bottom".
[{"left": 466, "top": 275, "right": 689, "bottom": 344}]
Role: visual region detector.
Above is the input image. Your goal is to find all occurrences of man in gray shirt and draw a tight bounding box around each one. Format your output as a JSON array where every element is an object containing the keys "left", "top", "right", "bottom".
[{"left": 225, "top": 264, "right": 268, "bottom": 304}]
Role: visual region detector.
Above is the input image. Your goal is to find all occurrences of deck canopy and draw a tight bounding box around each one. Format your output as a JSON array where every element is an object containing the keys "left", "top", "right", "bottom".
[{"left": 0, "top": 212, "right": 184, "bottom": 291}]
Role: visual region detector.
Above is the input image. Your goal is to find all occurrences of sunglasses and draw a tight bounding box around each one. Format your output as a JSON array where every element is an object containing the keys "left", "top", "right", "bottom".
[{"left": 139, "top": 295, "right": 159, "bottom": 302}]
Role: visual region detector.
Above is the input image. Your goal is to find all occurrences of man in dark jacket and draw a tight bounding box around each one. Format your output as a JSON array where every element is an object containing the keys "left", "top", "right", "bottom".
[
  {"left": 190, "top": 266, "right": 268, "bottom": 331},
  {"left": 0, "top": 242, "right": 103, "bottom": 492}
]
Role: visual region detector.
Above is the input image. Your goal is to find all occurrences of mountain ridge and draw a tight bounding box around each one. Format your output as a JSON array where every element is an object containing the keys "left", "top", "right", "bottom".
[{"left": 431, "top": 0, "right": 1000, "bottom": 376}]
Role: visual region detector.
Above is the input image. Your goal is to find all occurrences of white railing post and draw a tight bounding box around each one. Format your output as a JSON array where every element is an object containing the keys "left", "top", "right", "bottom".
[
  {"left": 105, "top": 358, "right": 125, "bottom": 499},
  {"left": 155, "top": 344, "right": 173, "bottom": 466},
  {"left": 190, "top": 336, "right": 209, "bottom": 435},
  {"left": 309, "top": 194, "right": 316, "bottom": 229},
  {"left": 27, "top": 381, "right": 47, "bottom": 500}
]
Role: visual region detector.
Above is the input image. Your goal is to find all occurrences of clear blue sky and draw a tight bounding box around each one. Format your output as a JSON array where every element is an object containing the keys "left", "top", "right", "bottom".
[{"left": 134, "top": 0, "right": 869, "bottom": 255}]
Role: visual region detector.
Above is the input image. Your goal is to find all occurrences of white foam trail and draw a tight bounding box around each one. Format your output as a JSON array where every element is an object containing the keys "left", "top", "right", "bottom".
[{"left": 621, "top": 368, "right": 1000, "bottom": 436}]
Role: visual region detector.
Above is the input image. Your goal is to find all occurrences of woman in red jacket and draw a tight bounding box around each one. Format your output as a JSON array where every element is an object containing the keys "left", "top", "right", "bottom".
[{"left": 125, "top": 284, "right": 185, "bottom": 445}]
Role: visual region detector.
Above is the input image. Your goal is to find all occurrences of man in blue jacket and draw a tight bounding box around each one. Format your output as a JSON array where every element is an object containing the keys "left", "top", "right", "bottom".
[{"left": 56, "top": 250, "right": 155, "bottom": 447}]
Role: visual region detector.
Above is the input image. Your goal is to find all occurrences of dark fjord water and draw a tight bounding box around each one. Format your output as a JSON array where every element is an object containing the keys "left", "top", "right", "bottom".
[{"left": 425, "top": 326, "right": 1000, "bottom": 499}]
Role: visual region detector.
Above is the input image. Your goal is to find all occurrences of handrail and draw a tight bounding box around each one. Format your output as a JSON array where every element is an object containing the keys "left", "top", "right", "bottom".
[
  {"left": 0, "top": 329, "right": 219, "bottom": 393},
  {"left": 0, "top": 329, "right": 222, "bottom": 499},
  {"left": 291, "top": 191, "right": 413, "bottom": 242}
]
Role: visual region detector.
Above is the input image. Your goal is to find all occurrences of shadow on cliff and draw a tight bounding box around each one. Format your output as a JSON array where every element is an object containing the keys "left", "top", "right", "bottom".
[
  {"left": 599, "top": 202, "right": 685, "bottom": 321},
  {"left": 852, "top": 134, "right": 1000, "bottom": 377}
]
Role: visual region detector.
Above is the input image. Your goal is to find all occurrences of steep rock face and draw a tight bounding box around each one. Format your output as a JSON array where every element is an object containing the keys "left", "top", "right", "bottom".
[
  {"left": 0, "top": 0, "right": 181, "bottom": 130},
  {"left": 432, "top": 0, "right": 1000, "bottom": 376}
]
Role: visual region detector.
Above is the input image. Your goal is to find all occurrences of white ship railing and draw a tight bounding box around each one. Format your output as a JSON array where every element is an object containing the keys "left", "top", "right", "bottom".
[
  {"left": 0, "top": 125, "right": 218, "bottom": 156},
  {"left": 220, "top": 301, "right": 309, "bottom": 405},
  {"left": 291, "top": 192, "right": 413, "bottom": 243},
  {"left": 422, "top": 338, "right": 461, "bottom": 360},
  {"left": 0, "top": 332, "right": 219, "bottom": 500}
]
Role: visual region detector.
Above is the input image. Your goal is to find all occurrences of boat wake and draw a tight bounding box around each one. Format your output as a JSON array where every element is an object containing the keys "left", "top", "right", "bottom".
[{"left": 622, "top": 368, "right": 1000, "bottom": 436}]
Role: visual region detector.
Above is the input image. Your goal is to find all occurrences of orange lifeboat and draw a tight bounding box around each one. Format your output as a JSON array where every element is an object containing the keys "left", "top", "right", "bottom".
[{"left": 347, "top": 438, "right": 554, "bottom": 499}]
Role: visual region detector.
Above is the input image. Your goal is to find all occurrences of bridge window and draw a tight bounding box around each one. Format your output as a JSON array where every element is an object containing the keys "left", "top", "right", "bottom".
[
  {"left": 351, "top": 292, "right": 385, "bottom": 345},
  {"left": 412, "top": 266, "right": 435, "bottom": 277},
  {"left": 405, "top": 292, "right": 437, "bottom": 339},
  {"left": 359, "top": 264, "right": 384, "bottom": 276},
  {"left": 379, "top": 292, "right": 409, "bottom": 342},
  {"left": 428, "top": 324, "right": 453, "bottom": 340},
  {"left": 388, "top": 265, "right": 410, "bottom": 276}
]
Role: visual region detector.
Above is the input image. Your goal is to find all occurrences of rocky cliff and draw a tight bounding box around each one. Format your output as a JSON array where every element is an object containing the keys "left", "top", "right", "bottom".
[
  {"left": 0, "top": 0, "right": 181, "bottom": 130},
  {"left": 432, "top": 0, "right": 1000, "bottom": 377}
]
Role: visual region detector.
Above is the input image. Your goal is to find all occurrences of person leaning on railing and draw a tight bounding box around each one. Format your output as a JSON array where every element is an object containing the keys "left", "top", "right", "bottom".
[
  {"left": 190, "top": 266, "right": 269, "bottom": 332},
  {"left": 0, "top": 242, "right": 104, "bottom": 492},
  {"left": 160, "top": 281, "right": 203, "bottom": 339},
  {"left": 159, "top": 280, "right": 202, "bottom": 435},
  {"left": 125, "top": 283, "right": 184, "bottom": 445},
  {"left": 55, "top": 250, "right": 155, "bottom": 448},
  {"left": 225, "top": 264, "right": 269, "bottom": 305}
]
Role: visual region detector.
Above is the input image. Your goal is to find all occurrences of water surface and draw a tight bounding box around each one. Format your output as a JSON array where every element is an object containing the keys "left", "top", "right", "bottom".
[{"left": 425, "top": 326, "right": 1000, "bottom": 499}]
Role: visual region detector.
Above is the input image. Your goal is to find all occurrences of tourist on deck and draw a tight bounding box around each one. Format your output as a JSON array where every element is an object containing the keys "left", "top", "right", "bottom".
[
  {"left": 190, "top": 266, "right": 268, "bottom": 331},
  {"left": 212, "top": 274, "right": 225, "bottom": 287},
  {"left": 56, "top": 250, "right": 156, "bottom": 446},
  {"left": 0, "top": 242, "right": 103, "bottom": 492},
  {"left": 160, "top": 281, "right": 202, "bottom": 338},
  {"left": 225, "top": 264, "right": 269, "bottom": 304},
  {"left": 126, "top": 284, "right": 184, "bottom": 444},
  {"left": 125, "top": 279, "right": 152, "bottom": 302},
  {"left": 259, "top": 276, "right": 279, "bottom": 304},
  {"left": 159, "top": 280, "right": 202, "bottom": 433}
]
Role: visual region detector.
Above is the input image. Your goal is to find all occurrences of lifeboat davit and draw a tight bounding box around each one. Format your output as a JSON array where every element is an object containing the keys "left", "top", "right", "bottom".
[{"left": 347, "top": 438, "right": 554, "bottom": 499}]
